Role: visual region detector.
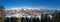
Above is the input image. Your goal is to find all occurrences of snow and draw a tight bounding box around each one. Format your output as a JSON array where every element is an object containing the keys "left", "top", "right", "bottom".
[{"left": 5, "top": 8, "right": 53, "bottom": 19}]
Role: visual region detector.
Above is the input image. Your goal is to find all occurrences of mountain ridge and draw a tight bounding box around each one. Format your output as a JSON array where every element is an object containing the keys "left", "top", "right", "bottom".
[{"left": 5, "top": 8, "right": 54, "bottom": 18}]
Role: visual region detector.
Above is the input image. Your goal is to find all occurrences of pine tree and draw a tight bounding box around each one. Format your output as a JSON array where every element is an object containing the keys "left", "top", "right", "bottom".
[
  {"left": 54, "top": 10, "right": 60, "bottom": 22},
  {"left": 0, "top": 5, "right": 5, "bottom": 22}
]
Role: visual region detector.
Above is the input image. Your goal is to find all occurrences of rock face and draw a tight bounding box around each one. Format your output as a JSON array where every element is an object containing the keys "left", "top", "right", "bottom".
[{"left": 5, "top": 8, "right": 54, "bottom": 19}]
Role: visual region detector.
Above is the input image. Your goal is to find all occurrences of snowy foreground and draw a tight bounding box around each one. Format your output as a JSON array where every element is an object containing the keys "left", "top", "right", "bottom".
[{"left": 5, "top": 8, "right": 54, "bottom": 19}]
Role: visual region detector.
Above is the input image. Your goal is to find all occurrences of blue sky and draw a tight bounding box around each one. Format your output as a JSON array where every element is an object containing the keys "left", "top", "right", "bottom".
[{"left": 0, "top": 0, "right": 60, "bottom": 10}]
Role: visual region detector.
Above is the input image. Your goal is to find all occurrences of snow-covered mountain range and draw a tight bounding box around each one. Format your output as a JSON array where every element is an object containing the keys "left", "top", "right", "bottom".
[{"left": 5, "top": 8, "right": 54, "bottom": 18}]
